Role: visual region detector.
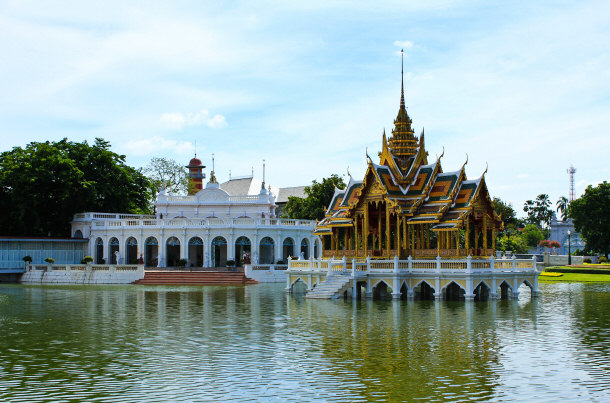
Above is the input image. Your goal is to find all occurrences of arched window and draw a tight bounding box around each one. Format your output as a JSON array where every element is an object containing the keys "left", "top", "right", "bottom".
[
  {"left": 211, "top": 236, "right": 227, "bottom": 267},
  {"left": 234, "top": 236, "right": 251, "bottom": 266},
  {"left": 282, "top": 237, "right": 295, "bottom": 261},
  {"left": 125, "top": 237, "right": 138, "bottom": 264},
  {"left": 259, "top": 237, "right": 275, "bottom": 264},
  {"left": 95, "top": 238, "right": 104, "bottom": 264},
  {"left": 73, "top": 230, "right": 83, "bottom": 239},
  {"left": 144, "top": 237, "right": 158, "bottom": 267},
  {"left": 300, "top": 238, "right": 309, "bottom": 259},
  {"left": 166, "top": 237, "right": 180, "bottom": 267},
  {"left": 188, "top": 237, "right": 204, "bottom": 267},
  {"left": 109, "top": 237, "right": 119, "bottom": 264}
]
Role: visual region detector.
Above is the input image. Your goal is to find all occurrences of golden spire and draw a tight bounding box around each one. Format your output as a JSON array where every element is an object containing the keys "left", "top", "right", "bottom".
[{"left": 388, "top": 49, "right": 418, "bottom": 162}]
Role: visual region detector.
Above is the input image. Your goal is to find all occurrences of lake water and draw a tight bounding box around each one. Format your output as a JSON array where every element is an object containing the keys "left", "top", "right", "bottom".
[{"left": 0, "top": 282, "right": 609, "bottom": 402}]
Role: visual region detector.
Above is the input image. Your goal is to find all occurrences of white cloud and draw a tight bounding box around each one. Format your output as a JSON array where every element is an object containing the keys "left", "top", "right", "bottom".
[
  {"left": 160, "top": 110, "right": 227, "bottom": 130},
  {"left": 393, "top": 40, "right": 414, "bottom": 49}
]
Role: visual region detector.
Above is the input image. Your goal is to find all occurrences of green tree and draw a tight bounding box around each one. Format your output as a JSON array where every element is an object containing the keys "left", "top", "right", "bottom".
[
  {"left": 144, "top": 157, "right": 189, "bottom": 194},
  {"left": 523, "top": 194, "right": 553, "bottom": 231},
  {"left": 521, "top": 224, "right": 544, "bottom": 247},
  {"left": 0, "top": 138, "right": 152, "bottom": 237},
  {"left": 569, "top": 181, "right": 610, "bottom": 257},
  {"left": 556, "top": 196, "right": 569, "bottom": 221},
  {"left": 282, "top": 174, "right": 346, "bottom": 220}
]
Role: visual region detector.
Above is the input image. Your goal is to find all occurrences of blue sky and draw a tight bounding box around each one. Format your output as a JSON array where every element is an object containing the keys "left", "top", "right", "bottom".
[{"left": 1, "top": 0, "right": 609, "bottom": 217}]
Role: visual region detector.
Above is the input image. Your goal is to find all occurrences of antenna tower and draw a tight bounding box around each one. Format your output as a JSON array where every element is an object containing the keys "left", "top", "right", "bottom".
[{"left": 567, "top": 165, "right": 576, "bottom": 202}]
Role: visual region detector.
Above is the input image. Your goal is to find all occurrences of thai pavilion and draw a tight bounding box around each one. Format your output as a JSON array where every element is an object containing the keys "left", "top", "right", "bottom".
[
  {"left": 314, "top": 76, "right": 503, "bottom": 260},
  {"left": 286, "top": 59, "right": 539, "bottom": 300},
  {"left": 71, "top": 161, "right": 316, "bottom": 268}
]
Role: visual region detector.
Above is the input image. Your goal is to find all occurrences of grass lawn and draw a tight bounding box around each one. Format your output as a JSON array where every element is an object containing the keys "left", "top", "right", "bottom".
[{"left": 539, "top": 271, "right": 610, "bottom": 283}]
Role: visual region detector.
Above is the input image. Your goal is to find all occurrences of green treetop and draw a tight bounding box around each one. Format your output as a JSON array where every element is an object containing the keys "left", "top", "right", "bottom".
[{"left": 0, "top": 138, "right": 153, "bottom": 237}]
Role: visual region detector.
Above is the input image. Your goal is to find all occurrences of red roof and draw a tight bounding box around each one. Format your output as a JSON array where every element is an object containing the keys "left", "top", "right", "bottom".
[{"left": 188, "top": 157, "right": 203, "bottom": 167}]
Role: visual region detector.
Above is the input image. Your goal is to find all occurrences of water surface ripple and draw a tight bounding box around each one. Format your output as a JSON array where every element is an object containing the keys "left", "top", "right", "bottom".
[{"left": 0, "top": 283, "right": 609, "bottom": 402}]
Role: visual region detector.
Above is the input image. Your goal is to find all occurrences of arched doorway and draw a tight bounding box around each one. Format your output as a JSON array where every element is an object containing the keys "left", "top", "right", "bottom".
[
  {"left": 497, "top": 281, "right": 512, "bottom": 300},
  {"left": 444, "top": 282, "right": 465, "bottom": 301},
  {"left": 474, "top": 281, "right": 490, "bottom": 301},
  {"left": 234, "top": 236, "right": 251, "bottom": 267},
  {"left": 259, "top": 237, "right": 275, "bottom": 264},
  {"left": 211, "top": 236, "right": 227, "bottom": 267},
  {"left": 188, "top": 237, "right": 203, "bottom": 267},
  {"left": 125, "top": 237, "right": 138, "bottom": 264},
  {"left": 145, "top": 237, "right": 158, "bottom": 267},
  {"left": 414, "top": 281, "right": 435, "bottom": 300},
  {"left": 74, "top": 230, "right": 83, "bottom": 238},
  {"left": 372, "top": 281, "right": 393, "bottom": 300},
  {"left": 282, "top": 238, "right": 294, "bottom": 261},
  {"left": 300, "top": 238, "right": 309, "bottom": 259},
  {"left": 95, "top": 238, "right": 104, "bottom": 264},
  {"left": 166, "top": 237, "right": 180, "bottom": 267},
  {"left": 314, "top": 238, "right": 320, "bottom": 259},
  {"left": 109, "top": 237, "right": 119, "bottom": 264}
]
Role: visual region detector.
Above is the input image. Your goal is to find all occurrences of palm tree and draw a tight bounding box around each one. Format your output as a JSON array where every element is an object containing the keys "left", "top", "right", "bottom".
[{"left": 556, "top": 196, "right": 569, "bottom": 221}]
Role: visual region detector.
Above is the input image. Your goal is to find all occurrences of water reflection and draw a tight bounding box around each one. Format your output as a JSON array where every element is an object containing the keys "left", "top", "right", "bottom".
[{"left": 0, "top": 283, "right": 608, "bottom": 401}]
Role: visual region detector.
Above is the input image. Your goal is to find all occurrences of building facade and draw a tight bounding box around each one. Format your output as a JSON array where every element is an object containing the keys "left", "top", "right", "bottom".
[{"left": 72, "top": 169, "right": 317, "bottom": 268}]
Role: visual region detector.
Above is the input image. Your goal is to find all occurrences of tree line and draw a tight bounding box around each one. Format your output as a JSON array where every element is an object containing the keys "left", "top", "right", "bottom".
[{"left": 1, "top": 138, "right": 607, "bottom": 257}]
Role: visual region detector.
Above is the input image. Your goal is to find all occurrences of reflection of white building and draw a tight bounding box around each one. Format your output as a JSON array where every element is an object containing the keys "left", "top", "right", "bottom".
[{"left": 71, "top": 159, "right": 317, "bottom": 268}]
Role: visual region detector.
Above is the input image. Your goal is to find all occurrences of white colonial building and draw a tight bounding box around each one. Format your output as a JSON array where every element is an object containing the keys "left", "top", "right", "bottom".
[{"left": 71, "top": 166, "right": 317, "bottom": 268}]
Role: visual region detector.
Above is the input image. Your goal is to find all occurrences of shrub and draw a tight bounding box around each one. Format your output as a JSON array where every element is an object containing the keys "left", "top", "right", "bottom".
[
  {"left": 226, "top": 260, "right": 235, "bottom": 267},
  {"left": 22, "top": 256, "right": 32, "bottom": 263},
  {"left": 539, "top": 239, "right": 551, "bottom": 248},
  {"left": 44, "top": 257, "right": 55, "bottom": 263},
  {"left": 81, "top": 256, "right": 93, "bottom": 264},
  {"left": 549, "top": 240, "right": 561, "bottom": 248},
  {"left": 599, "top": 256, "right": 609, "bottom": 263},
  {"left": 276, "top": 260, "right": 285, "bottom": 264},
  {"left": 583, "top": 258, "right": 592, "bottom": 264},
  {"left": 99, "top": 258, "right": 105, "bottom": 264},
  {"left": 177, "top": 258, "right": 188, "bottom": 267}
]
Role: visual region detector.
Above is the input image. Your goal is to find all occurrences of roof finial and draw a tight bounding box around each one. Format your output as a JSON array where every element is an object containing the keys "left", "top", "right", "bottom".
[
  {"left": 400, "top": 49, "right": 405, "bottom": 110},
  {"left": 347, "top": 165, "right": 351, "bottom": 178},
  {"left": 261, "top": 159, "right": 266, "bottom": 189},
  {"left": 194, "top": 140, "right": 197, "bottom": 158}
]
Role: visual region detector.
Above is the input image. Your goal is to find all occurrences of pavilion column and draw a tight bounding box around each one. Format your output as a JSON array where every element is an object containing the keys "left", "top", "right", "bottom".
[
  {"left": 427, "top": 224, "right": 431, "bottom": 249},
  {"left": 474, "top": 225, "right": 479, "bottom": 256},
  {"left": 455, "top": 231, "right": 460, "bottom": 256},
  {"left": 436, "top": 230, "right": 441, "bottom": 256},
  {"left": 396, "top": 215, "right": 401, "bottom": 257},
  {"left": 386, "top": 205, "right": 391, "bottom": 257},
  {"left": 364, "top": 204, "right": 369, "bottom": 255},
  {"left": 377, "top": 203, "right": 382, "bottom": 253},
  {"left": 465, "top": 221, "right": 470, "bottom": 255},
  {"left": 483, "top": 214, "right": 488, "bottom": 256},
  {"left": 344, "top": 227, "right": 348, "bottom": 252},
  {"left": 403, "top": 218, "right": 408, "bottom": 250},
  {"left": 354, "top": 218, "right": 360, "bottom": 256},
  {"left": 492, "top": 228, "right": 496, "bottom": 252}
]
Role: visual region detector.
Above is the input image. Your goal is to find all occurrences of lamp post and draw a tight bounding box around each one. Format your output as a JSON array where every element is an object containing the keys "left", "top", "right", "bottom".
[{"left": 568, "top": 230, "right": 572, "bottom": 266}]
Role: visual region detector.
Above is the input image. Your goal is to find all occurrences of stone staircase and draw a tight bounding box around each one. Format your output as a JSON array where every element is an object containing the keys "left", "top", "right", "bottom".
[
  {"left": 305, "top": 273, "right": 353, "bottom": 299},
  {"left": 133, "top": 270, "right": 258, "bottom": 285}
]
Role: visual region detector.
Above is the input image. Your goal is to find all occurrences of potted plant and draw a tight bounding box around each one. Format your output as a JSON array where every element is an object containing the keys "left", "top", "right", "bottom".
[
  {"left": 177, "top": 258, "right": 188, "bottom": 267},
  {"left": 44, "top": 257, "right": 55, "bottom": 264},
  {"left": 81, "top": 256, "right": 93, "bottom": 264},
  {"left": 22, "top": 256, "right": 32, "bottom": 270}
]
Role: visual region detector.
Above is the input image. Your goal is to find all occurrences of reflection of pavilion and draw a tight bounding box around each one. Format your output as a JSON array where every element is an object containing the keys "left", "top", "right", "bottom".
[{"left": 72, "top": 161, "right": 318, "bottom": 268}]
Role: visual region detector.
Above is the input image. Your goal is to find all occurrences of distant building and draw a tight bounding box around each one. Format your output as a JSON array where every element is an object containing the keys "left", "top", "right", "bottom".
[
  {"left": 219, "top": 176, "right": 307, "bottom": 217},
  {"left": 549, "top": 218, "right": 585, "bottom": 255},
  {"left": 0, "top": 237, "right": 87, "bottom": 269}
]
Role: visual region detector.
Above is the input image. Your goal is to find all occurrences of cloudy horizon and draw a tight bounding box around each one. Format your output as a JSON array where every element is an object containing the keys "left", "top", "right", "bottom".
[{"left": 1, "top": 0, "right": 609, "bottom": 217}]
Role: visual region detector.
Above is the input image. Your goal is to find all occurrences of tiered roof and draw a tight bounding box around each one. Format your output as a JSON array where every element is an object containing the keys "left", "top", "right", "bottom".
[{"left": 315, "top": 68, "right": 502, "bottom": 235}]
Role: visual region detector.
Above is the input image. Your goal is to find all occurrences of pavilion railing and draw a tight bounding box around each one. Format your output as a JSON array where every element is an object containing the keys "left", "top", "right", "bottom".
[{"left": 286, "top": 255, "right": 538, "bottom": 276}]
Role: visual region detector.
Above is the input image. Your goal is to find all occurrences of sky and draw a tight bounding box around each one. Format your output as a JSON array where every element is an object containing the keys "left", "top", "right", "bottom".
[{"left": 1, "top": 0, "right": 609, "bottom": 217}]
